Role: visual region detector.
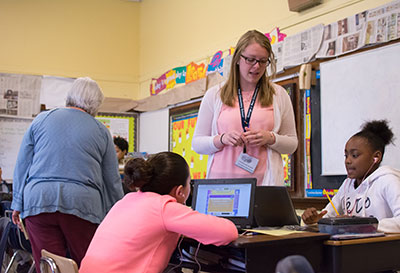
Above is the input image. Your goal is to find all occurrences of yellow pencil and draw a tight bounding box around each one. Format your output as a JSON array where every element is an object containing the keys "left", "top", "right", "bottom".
[{"left": 323, "top": 189, "right": 339, "bottom": 216}]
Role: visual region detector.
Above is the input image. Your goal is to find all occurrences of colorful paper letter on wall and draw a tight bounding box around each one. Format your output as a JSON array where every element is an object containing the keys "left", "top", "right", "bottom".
[
  {"left": 186, "top": 62, "right": 206, "bottom": 84},
  {"left": 165, "top": 70, "right": 176, "bottom": 90},
  {"left": 207, "top": 51, "right": 224, "bottom": 75},
  {"left": 150, "top": 73, "right": 167, "bottom": 96},
  {"left": 174, "top": 66, "right": 187, "bottom": 84}
]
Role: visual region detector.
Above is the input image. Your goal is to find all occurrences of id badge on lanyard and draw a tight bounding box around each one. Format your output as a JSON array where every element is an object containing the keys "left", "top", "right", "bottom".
[{"left": 234, "top": 83, "right": 260, "bottom": 174}]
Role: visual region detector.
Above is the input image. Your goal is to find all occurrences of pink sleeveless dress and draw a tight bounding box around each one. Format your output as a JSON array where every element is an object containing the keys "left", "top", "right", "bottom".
[{"left": 208, "top": 91, "right": 274, "bottom": 185}]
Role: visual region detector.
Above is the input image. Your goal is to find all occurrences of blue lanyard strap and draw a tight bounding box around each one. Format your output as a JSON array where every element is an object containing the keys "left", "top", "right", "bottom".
[
  {"left": 238, "top": 83, "right": 260, "bottom": 154},
  {"left": 238, "top": 83, "right": 260, "bottom": 132}
]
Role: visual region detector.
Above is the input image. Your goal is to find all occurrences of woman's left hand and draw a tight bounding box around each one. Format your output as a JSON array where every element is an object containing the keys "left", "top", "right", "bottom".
[{"left": 243, "top": 127, "right": 275, "bottom": 147}]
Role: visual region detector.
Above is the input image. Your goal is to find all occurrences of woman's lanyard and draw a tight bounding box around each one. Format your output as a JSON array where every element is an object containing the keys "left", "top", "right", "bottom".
[{"left": 238, "top": 83, "right": 260, "bottom": 154}]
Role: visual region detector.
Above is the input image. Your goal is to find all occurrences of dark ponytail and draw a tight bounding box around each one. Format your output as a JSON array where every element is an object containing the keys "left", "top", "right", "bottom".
[
  {"left": 124, "top": 152, "right": 190, "bottom": 195},
  {"left": 354, "top": 119, "right": 394, "bottom": 156}
]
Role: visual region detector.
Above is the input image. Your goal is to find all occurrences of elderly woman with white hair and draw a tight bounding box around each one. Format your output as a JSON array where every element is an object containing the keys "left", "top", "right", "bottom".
[{"left": 11, "top": 77, "right": 124, "bottom": 272}]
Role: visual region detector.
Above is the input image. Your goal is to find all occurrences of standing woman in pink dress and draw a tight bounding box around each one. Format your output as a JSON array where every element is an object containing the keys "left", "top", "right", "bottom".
[{"left": 192, "top": 29, "right": 298, "bottom": 186}]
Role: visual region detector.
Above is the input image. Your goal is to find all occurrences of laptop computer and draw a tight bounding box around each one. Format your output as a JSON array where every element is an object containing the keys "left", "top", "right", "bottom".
[
  {"left": 253, "top": 186, "right": 301, "bottom": 228},
  {"left": 191, "top": 178, "right": 257, "bottom": 229}
]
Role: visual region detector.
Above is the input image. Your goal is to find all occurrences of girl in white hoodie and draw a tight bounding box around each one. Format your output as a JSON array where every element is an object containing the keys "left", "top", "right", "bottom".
[{"left": 302, "top": 120, "right": 400, "bottom": 233}]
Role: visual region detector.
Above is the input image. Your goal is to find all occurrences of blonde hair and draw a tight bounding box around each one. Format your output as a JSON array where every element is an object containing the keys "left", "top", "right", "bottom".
[{"left": 221, "top": 30, "right": 276, "bottom": 107}]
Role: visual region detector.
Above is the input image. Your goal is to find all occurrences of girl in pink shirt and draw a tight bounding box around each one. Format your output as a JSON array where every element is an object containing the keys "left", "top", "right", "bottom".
[{"left": 80, "top": 152, "right": 238, "bottom": 273}]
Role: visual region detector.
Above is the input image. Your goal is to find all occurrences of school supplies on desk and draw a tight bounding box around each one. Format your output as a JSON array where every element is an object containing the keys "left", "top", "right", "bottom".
[
  {"left": 323, "top": 189, "right": 339, "bottom": 216},
  {"left": 330, "top": 232, "right": 385, "bottom": 240},
  {"left": 318, "top": 216, "right": 378, "bottom": 235},
  {"left": 244, "top": 228, "right": 303, "bottom": 236}
]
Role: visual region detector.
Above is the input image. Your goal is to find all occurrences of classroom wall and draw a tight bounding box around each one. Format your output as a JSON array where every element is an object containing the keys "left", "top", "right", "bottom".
[
  {"left": 137, "top": 0, "right": 393, "bottom": 98},
  {"left": 0, "top": 0, "right": 140, "bottom": 99},
  {"left": 0, "top": 0, "right": 393, "bottom": 101}
]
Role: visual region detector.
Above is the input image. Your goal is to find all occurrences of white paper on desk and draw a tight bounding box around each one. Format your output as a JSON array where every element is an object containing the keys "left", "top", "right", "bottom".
[{"left": 245, "top": 229, "right": 304, "bottom": 236}]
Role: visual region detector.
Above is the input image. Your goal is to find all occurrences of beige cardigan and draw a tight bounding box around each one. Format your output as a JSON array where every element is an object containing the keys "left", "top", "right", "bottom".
[{"left": 192, "top": 81, "right": 298, "bottom": 186}]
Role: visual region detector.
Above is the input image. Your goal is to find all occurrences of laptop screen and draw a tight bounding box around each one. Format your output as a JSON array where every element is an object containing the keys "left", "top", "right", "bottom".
[{"left": 191, "top": 178, "right": 256, "bottom": 229}]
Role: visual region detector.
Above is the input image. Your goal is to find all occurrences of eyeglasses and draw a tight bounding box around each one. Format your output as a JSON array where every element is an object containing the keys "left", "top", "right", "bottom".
[{"left": 240, "top": 55, "right": 270, "bottom": 67}]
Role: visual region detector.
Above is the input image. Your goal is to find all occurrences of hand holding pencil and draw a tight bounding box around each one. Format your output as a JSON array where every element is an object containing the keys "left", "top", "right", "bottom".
[
  {"left": 323, "top": 189, "right": 340, "bottom": 216},
  {"left": 301, "top": 189, "right": 341, "bottom": 225},
  {"left": 301, "top": 207, "right": 328, "bottom": 225}
]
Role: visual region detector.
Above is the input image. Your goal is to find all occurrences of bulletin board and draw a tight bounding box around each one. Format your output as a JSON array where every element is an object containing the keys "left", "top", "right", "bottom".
[
  {"left": 169, "top": 102, "right": 208, "bottom": 179},
  {"left": 96, "top": 112, "right": 138, "bottom": 152},
  {"left": 281, "top": 83, "right": 296, "bottom": 189}
]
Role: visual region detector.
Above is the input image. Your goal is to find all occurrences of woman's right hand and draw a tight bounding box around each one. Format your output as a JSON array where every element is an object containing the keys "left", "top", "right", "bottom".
[
  {"left": 217, "top": 131, "right": 245, "bottom": 148},
  {"left": 12, "top": 210, "right": 22, "bottom": 230},
  {"left": 301, "top": 207, "right": 327, "bottom": 225}
]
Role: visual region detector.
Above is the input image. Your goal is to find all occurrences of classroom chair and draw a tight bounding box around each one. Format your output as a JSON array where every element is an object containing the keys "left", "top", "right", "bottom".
[
  {"left": 40, "top": 249, "right": 79, "bottom": 273},
  {"left": 4, "top": 225, "right": 35, "bottom": 273},
  {"left": 0, "top": 211, "right": 35, "bottom": 273},
  {"left": 0, "top": 201, "right": 12, "bottom": 218},
  {"left": 0, "top": 217, "right": 12, "bottom": 272},
  {"left": 275, "top": 255, "right": 315, "bottom": 273}
]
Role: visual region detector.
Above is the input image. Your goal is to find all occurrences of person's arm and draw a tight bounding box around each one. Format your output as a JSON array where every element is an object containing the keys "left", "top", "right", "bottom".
[
  {"left": 192, "top": 86, "right": 222, "bottom": 155},
  {"left": 101, "top": 130, "right": 124, "bottom": 211},
  {"left": 377, "top": 175, "right": 400, "bottom": 233},
  {"left": 302, "top": 181, "right": 347, "bottom": 225},
  {"left": 269, "top": 85, "right": 298, "bottom": 154},
  {"left": 163, "top": 201, "right": 238, "bottom": 246},
  {"left": 11, "top": 124, "right": 35, "bottom": 214}
]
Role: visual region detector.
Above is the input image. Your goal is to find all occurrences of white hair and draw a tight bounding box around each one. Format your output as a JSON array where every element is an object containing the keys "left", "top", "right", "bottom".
[{"left": 65, "top": 77, "right": 104, "bottom": 116}]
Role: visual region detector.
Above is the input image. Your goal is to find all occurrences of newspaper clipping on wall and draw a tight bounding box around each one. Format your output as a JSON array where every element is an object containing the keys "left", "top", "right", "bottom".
[
  {"left": 0, "top": 74, "right": 41, "bottom": 117},
  {"left": 365, "top": 0, "right": 400, "bottom": 44},
  {"left": 316, "top": 0, "right": 400, "bottom": 58},
  {"left": 282, "top": 24, "right": 324, "bottom": 69}
]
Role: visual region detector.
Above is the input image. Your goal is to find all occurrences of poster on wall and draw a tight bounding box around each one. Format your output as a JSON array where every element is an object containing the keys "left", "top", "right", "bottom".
[
  {"left": 96, "top": 112, "right": 137, "bottom": 153},
  {"left": 0, "top": 73, "right": 41, "bottom": 117},
  {"left": 282, "top": 83, "right": 297, "bottom": 189},
  {"left": 0, "top": 117, "right": 33, "bottom": 181},
  {"left": 170, "top": 111, "right": 208, "bottom": 179},
  {"left": 282, "top": 154, "right": 292, "bottom": 187}
]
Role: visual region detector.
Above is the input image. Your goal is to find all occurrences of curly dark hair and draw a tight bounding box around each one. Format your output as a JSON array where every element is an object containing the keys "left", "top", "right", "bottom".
[{"left": 113, "top": 136, "right": 128, "bottom": 152}]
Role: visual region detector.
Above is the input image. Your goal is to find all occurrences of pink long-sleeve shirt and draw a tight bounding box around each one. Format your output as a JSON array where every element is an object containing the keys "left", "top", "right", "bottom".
[{"left": 79, "top": 191, "right": 238, "bottom": 273}]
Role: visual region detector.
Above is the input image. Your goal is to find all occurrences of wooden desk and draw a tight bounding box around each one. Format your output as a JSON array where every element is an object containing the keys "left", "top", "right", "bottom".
[
  {"left": 181, "top": 232, "right": 329, "bottom": 273},
  {"left": 322, "top": 234, "right": 400, "bottom": 273},
  {"left": 231, "top": 232, "right": 330, "bottom": 273}
]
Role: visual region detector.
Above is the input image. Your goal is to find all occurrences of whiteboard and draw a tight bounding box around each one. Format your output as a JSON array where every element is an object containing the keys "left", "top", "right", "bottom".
[
  {"left": 320, "top": 43, "right": 400, "bottom": 175},
  {"left": 0, "top": 116, "right": 32, "bottom": 181}
]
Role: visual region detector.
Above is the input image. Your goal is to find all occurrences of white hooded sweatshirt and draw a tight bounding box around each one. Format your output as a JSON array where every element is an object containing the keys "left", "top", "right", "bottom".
[{"left": 324, "top": 166, "right": 400, "bottom": 233}]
